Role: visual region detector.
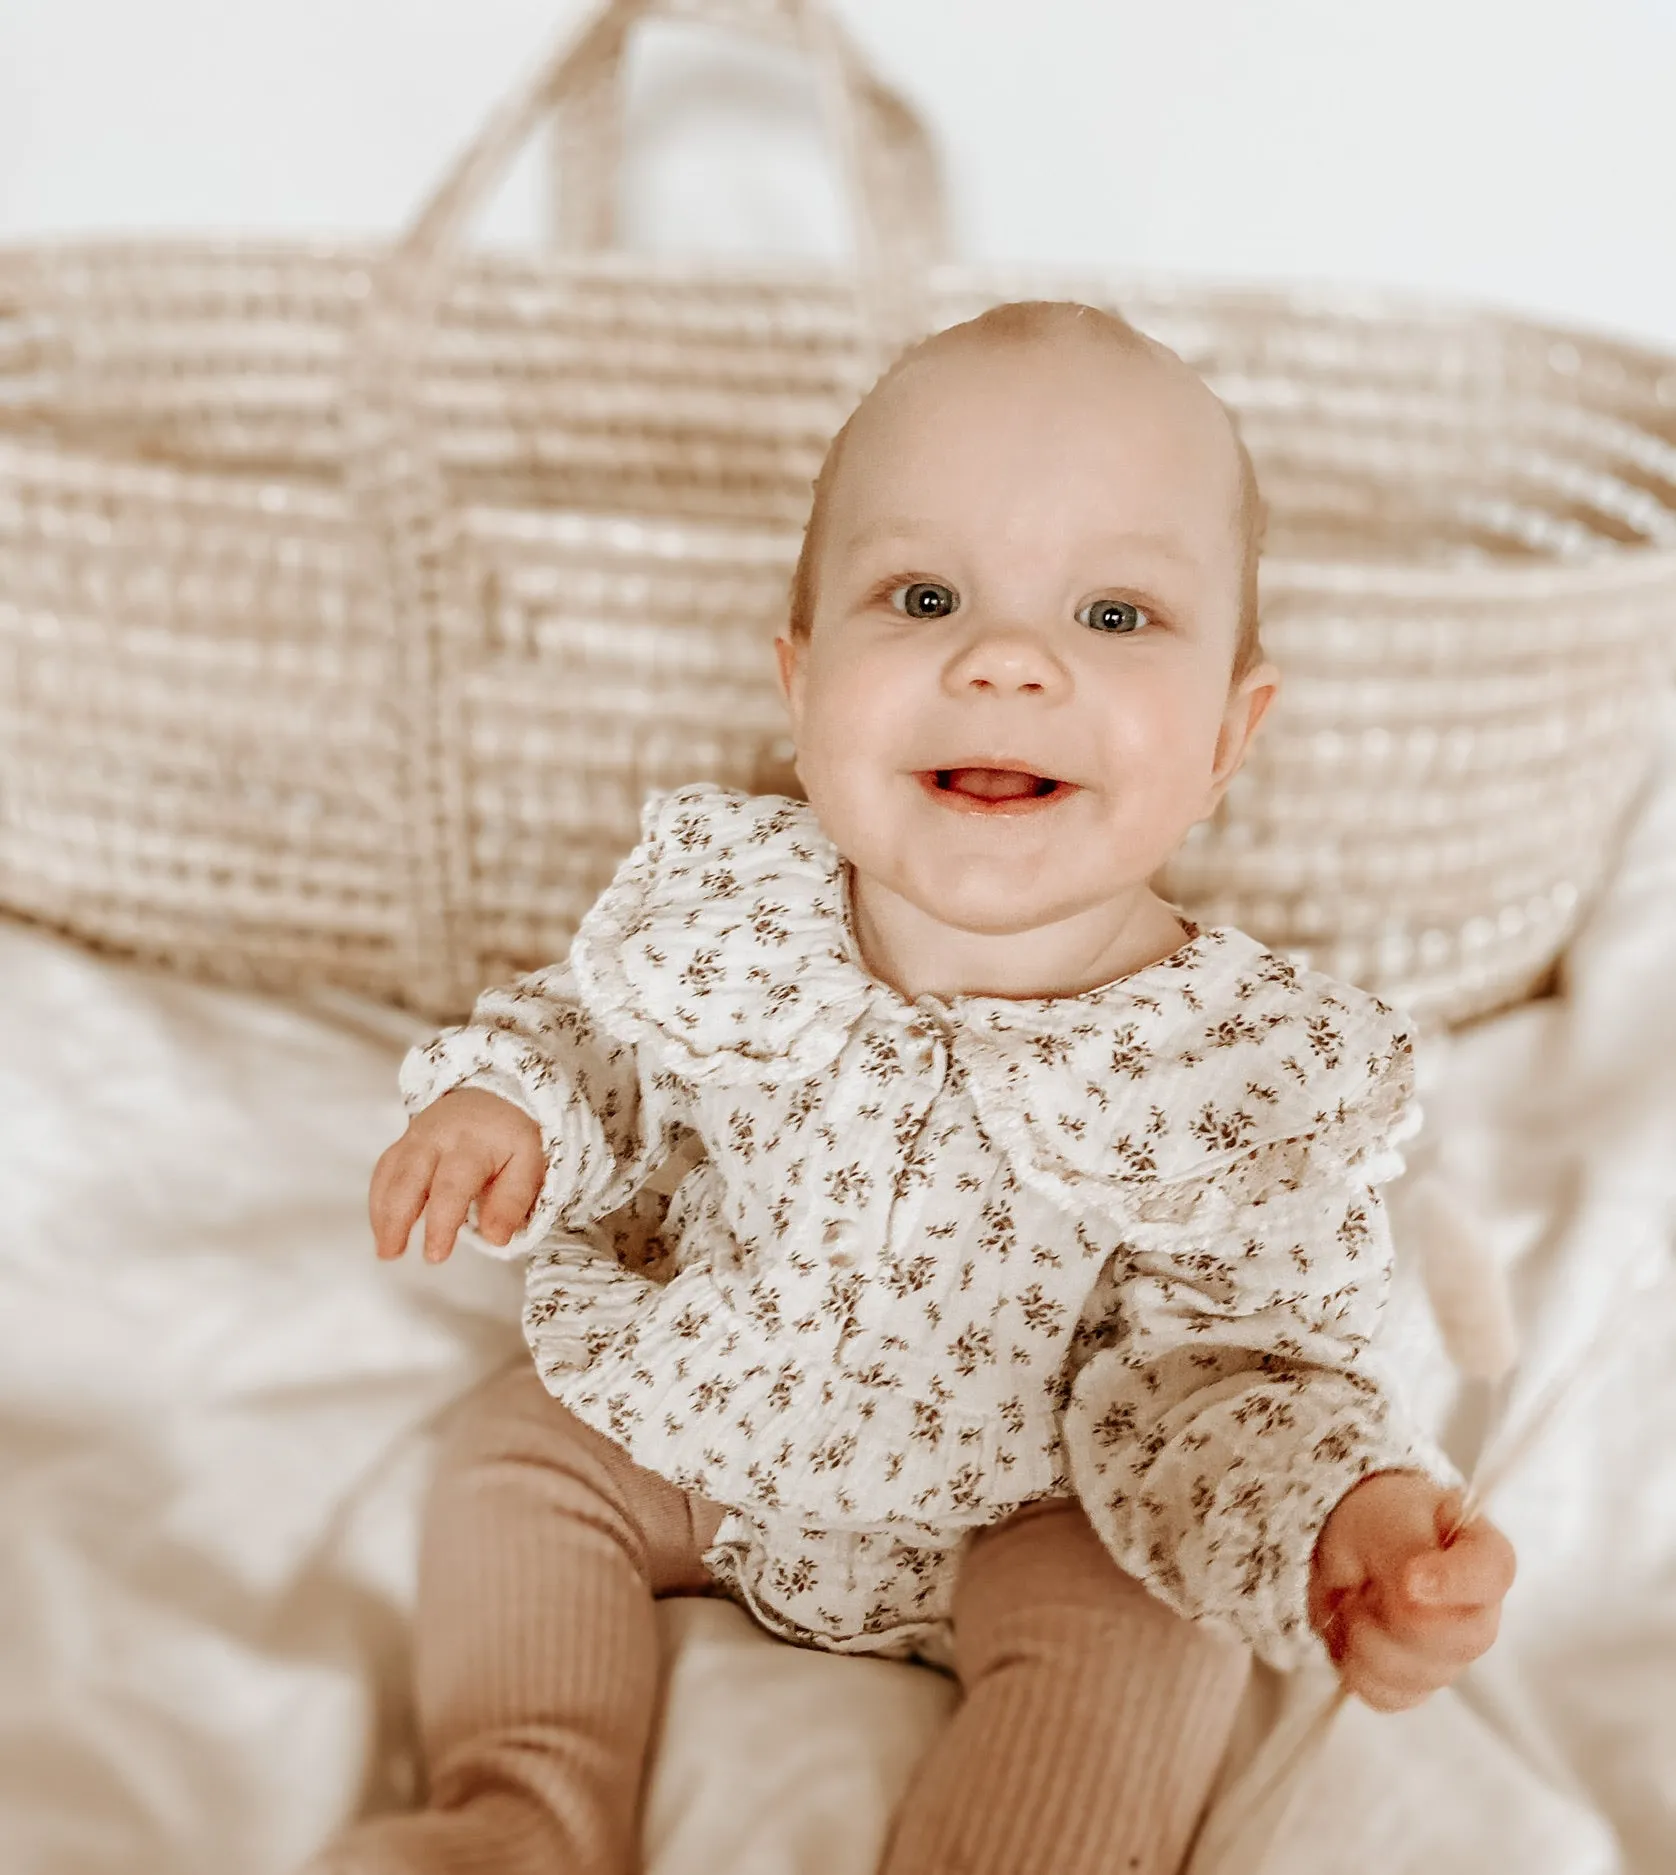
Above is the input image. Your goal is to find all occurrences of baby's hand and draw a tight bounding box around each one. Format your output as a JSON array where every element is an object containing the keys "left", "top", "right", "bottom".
[
  {"left": 369, "top": 1088, "right": 544, "bottom": 1264},
  {"left": 1308, "top": 1471, "right": 1517, "bottom": 1712}
]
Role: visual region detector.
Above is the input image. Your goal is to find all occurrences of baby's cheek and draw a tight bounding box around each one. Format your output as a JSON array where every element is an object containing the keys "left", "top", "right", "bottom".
[
  {"left": 1114, "top": 698, "right": 1224, "bottom": 817},
  {"left": 799, "top": 650, "right": 906, "bottom": 758},
  {"left": 788, "top": 685, "right": 903, "bottom": 855},
  {"left": 1098, "top": 659, "right": 1208, "bottom": 743}
]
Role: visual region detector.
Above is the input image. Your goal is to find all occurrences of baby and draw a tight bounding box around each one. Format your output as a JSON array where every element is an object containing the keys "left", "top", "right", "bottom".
[{"left": 312, "top": 301, "right": 1516, "bottom": 1875}]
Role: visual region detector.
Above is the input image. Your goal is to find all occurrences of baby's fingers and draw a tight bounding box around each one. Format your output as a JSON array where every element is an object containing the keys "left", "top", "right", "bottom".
[
  {"left": 370, "top": 1135, "right": 438, "bottom": 1260},
  {"left": 477, "top": 1149, "right": 544, "bottom": 1247},
  {"left": 1339, "top": 1661, "right": 1431, "bottom": 1714},
  {"left": 1333, "top": 1617, "right": 1448, "bottom": 1711},
  {"left": 1380, "top": 1599, "right": 1502, "bottom": 1671},
  {"left": 1409, "top": 1517, "right": 1518, "bottom": 1610},
  {"left": 421, "top": 1149, "right": 493, "bottom": 1264}
]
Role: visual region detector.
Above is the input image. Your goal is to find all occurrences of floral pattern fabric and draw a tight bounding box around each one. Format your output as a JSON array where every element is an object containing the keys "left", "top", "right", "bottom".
[{"left": 401, "top": 785, "right": 1451, "bottom": 1670}]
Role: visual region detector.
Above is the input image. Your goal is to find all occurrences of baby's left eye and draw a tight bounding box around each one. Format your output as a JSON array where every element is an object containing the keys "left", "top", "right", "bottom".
[{"left": 1076, "top": 598, "right": 1151, "bottom": 635}]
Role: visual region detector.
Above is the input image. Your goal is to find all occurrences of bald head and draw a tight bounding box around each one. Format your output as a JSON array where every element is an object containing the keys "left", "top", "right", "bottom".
[{"left": 788, "top": 300, "right": 1266, "bottom": 682}]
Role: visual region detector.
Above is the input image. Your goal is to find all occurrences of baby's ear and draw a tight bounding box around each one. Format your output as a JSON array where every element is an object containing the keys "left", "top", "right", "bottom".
[
  {"left": 774, "top": 635, "right": 812, "bottom": 738},
  {"left": 774, "top": 634, "right": 799, "bottom": 706},
  {"left": 1206, "top": 660, "right": 1280, "bottom": 805}
]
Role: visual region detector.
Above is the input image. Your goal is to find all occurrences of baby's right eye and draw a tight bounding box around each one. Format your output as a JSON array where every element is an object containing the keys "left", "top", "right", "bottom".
[{"left": 889, "top": 581, "right": 959, "bottom": 619}]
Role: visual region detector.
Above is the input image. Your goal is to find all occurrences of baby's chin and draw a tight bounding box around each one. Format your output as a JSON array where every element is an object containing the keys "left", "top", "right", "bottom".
[{"left": 855, "top": 849, "right": 1111, "bottom": 941}]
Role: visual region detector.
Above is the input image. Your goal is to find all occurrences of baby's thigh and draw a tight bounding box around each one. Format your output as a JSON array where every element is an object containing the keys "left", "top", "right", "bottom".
[
  {"left": 425, "top": 1362, "right": 711, "bottom": 1594},
  {"left": 952, "top": 1498, "right": 1245, "bottom": 1688},
  {"left": 429, "top": 1359, "right": 592, "bottom": 1488}
]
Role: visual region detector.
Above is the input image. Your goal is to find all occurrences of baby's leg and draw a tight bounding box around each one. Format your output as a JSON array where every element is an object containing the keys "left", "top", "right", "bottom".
[
  {"left": 879, "top": 1500, "right": 1250, "bottom": 1875},
  {"left": 304, "top": 1362, "right": 715, "bottom": 1875}
]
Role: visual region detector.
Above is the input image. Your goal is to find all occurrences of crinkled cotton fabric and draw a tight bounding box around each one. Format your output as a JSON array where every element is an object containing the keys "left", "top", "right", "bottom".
[{"left": 401, "top": 785, "right": 1453, "bottom": 1670}]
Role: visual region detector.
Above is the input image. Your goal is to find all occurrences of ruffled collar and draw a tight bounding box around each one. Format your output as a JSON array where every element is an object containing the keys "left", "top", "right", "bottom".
[{"left": 571, "top": 785, "right": 1416, "bottom": 1195}]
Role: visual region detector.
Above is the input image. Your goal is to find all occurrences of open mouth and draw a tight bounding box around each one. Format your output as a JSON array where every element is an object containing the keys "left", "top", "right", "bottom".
[{"left": 920, "top": 766, "right": 1075, "bottom": 813}]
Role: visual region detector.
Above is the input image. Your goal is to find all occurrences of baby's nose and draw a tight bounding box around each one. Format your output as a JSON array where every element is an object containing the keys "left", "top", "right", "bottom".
[{"left": 948, "top": 626, "right": 1069, "bottom": 696}]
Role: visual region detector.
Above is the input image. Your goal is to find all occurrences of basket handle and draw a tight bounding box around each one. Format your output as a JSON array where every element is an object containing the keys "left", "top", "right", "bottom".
[
  {"left": 379, "top": 0, "right": 944, "bottom": 338},
  {"left": 545, "top": 0, "right": 949, "bottom": 277}
]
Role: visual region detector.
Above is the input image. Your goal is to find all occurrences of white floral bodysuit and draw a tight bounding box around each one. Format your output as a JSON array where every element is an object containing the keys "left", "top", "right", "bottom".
[{"left": 402, "top": 784, "right": 1449, "bottom": 1672}]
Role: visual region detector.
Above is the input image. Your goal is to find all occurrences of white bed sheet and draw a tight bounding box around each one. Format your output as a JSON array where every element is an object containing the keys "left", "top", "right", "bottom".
[{"left": 2, "top": 703, "right": 1673, "bottom": 1875}]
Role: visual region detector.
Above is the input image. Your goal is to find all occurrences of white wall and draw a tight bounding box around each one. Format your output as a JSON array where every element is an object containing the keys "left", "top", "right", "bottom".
[{"left": 1, "top": 0, "right": 1673, "bottom": 349}]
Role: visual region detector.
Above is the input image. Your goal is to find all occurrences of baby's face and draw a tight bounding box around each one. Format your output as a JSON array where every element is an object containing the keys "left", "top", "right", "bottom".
[{"left": 778, "top": 332, "right": 1273, "bottom": 963}]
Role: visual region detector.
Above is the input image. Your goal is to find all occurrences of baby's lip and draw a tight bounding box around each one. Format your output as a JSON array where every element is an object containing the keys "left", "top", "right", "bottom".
[
  {"left": 916, "top": 763, "right": 1082, "bottom": 813},
  {"left": 923, "top": 758, "right": 1078, "bottom": 788}
]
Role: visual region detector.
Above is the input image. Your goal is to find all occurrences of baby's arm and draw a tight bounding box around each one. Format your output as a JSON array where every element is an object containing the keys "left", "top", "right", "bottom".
[
  {"left": 379, "top": 960, "right": 683, "bottom": 1263},
  {"left": 1063, "top": 1172, "right": 1475, "bottom": 1675}
]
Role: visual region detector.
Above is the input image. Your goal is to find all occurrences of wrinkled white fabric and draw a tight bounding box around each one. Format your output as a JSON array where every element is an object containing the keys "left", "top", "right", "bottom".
[{"left": 401, "top": 784, "right": 1443, "bottom": 1667}]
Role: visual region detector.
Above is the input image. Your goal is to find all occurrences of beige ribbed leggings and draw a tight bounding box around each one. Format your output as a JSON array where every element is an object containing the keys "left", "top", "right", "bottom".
[{"left": 307, "top": 1363, "right": 1249, "bottom": 1875}]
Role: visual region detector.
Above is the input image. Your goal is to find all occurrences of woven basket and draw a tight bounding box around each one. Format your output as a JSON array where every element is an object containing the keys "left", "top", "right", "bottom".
[{"left": 3, "top": 0, "right": 1674, "bottom": 1025}]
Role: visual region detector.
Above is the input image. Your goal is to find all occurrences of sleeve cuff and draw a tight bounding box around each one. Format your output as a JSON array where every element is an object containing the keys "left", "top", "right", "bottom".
[{"left": 1067, "top": 1376, "right": 1462, "bottom": 1672}]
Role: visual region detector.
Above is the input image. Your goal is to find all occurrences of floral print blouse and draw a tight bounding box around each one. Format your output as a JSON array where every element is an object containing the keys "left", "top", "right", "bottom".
[{"left": 400, "top": 784, "right": 1447, "bottom": 1670}]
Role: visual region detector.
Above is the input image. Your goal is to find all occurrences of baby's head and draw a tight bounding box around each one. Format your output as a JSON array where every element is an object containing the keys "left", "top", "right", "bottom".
[{"left": 776, "top": 300, "right": 1279, "bottom": 995}]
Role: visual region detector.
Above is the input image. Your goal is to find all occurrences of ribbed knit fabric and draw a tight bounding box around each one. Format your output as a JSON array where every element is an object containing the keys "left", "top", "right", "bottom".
[
  {"left": 304, "top": 1362, "right": 715, "bottom": 1875},
  {"left": 305, "top": 1370, "right": 1249, "bottom": 1875},
  {"left": 878, "top": 1500, "right": 1252, "bottom": 1875}
]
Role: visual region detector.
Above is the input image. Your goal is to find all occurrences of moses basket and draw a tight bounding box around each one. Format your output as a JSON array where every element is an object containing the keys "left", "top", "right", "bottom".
[{"left": 3, "top": 0, "right": 1675, "bottom": 1026}]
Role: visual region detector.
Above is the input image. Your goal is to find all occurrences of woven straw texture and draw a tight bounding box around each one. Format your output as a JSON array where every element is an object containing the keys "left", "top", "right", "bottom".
[{"left": 3, "top": 0, "right": 1675, "bottom": 1025}]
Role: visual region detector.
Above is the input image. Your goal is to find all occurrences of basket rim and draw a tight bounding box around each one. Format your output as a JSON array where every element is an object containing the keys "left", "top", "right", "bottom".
[{"left": 5, "top": 234, "right": 1676, "bottom": 360}]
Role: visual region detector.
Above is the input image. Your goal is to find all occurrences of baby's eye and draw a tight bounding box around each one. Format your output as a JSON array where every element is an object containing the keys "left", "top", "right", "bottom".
[
  {"left": 1076, "top": 597, "right": 1150, "bottom": 635},
  {"left": 889, "top": 581, "right": 959, "bottom": 619}
]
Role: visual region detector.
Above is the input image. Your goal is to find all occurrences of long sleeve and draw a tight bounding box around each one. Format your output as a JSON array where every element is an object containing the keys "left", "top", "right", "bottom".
[
  {"left": 1062, "top": 1170, "right": 1457, "bottom": 1672},
  {"left": 398, "top": 960, "right": 687, "bottom": 1261}
]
